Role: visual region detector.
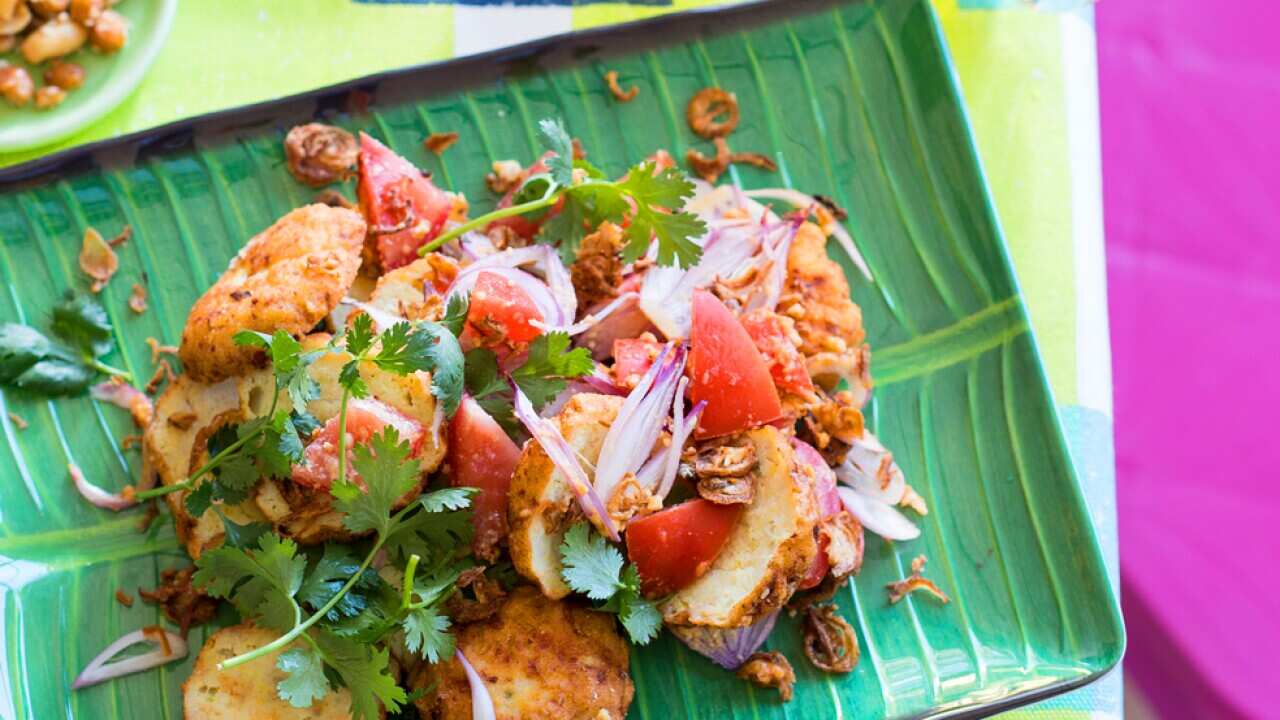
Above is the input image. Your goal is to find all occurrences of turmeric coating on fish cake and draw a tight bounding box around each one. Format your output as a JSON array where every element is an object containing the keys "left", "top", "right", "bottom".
[
  {"left": 179, "top": 204, "right": 365, "bottom": 383},
  {"left": 412, "top": 587, "right": 633, "bottom": 720}
]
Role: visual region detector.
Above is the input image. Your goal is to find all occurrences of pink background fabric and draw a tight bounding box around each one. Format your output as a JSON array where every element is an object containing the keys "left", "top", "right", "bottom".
[{"left": 1100, "top": 2, "right": 1280, "bottom": 718}]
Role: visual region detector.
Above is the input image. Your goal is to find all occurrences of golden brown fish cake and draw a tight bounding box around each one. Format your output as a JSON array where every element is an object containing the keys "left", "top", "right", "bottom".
[
  {"left": 365, "top": 252, "right": 459, "bottom": 323},
  {"left": 179, "top": 204, "right": 366, "bottom": 383},
  {"left": 508, "top": 393, "right": 623, "bottom": 599},
  {"left": 184, "top": 624, "right": 356, "bottom": 719},
  {"left": 781, "top": 221, "right": 866, "bottom": 358},
  {"left": 411, "top": 587, "right": 633, "bottom": 720}
]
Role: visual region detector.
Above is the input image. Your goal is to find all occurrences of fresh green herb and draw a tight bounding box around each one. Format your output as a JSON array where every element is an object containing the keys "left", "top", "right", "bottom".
[
  {"left": 194, "top": 476, "right": 477, "bottom": 718},
  {"left": 0, "top": 292, "right": 130, "bottom": 395},
  {"left": 463, "top": 331, "right": 594, "bottom": 435},
  {"left": 559, "top": 522, "right": 663, "bottom": 645},
  {"left": 132, "top": 330, "right": 325, "bottom": 512},
  {"left": 421, "top": 118, "right": 706, "bottom": 268}
]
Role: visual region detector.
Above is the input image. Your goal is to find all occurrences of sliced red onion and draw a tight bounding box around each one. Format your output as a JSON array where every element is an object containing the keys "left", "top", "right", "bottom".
[
  {"left": 458, "top": 230, "right": 498, "bottom": 261},
  {"left": 341, "top": 296, "right": 406, "bottom": 332},
  {"left": 69, "top": 463, "right": 134, "bottom": 511},
  {"left": 429, "top": 402, "right": 446, "bottom": 446},
  {"left": 791, "top": 439, "right": 843, "bottom": 519},
  {"left": 671, "top": 609, "right": 780, "bottom": 670},
  {"left": 582, "top": 365, "right": 626, "bottom": 396},
  {"left": 455, "top": 649, "right": 496, "bottom": 720},
  {"left": 90, "top": 380, "right": 153, "bottom": 428},
  {"left": 578, "top": 292, "right": 655, "bottom": 360},
  {"left": 837, "top": 486, "right": 920, "bottom": 541},
  {"left": 742, "top": 220, "right": 801, "bottom": 314},
  {"left": 834, "top": 432, "right": 906, "bottom": 505},
  {"left": 512, "top": 384, "right": 619, "bottom": 541},
  {"left": 72, "top": 626, "right": 188, "bottom": 689},
  {"left": 532, "top": 291, "right": 638, "bottom": 336},
  {"left": 652, "top": 397, "right": 705, "bottom": 501},
  {"left": 593, "top": 345, "right": 685, "bottom": 505},
  {"left": 447, "top": 246, "right": 576, "bottom": 326},
  {"left": 743, "top": 188, "right": 873, "bottom": 281}
]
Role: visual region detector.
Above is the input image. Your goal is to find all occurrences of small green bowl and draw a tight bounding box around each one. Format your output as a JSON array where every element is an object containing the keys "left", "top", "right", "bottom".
[{"left": 0, "top": 0, "right": 176, "bottom": 152}]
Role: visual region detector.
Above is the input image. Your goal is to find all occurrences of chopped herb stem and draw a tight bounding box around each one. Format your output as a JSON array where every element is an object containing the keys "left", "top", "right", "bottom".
[
  {"left": 401, "top": 554, "right": 421, "bottom": 609},
  {"left": 89, "top": 359, "right": 131, "bottom": 381},
  {"left": 420, "top": 193, "right": 559, "bottom": 255}
]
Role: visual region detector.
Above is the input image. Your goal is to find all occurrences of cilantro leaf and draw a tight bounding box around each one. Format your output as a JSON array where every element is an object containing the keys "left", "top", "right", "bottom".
[
  {"left": 50, "top": 291, "right": 113, "bottom": 358},
  {"left": 0, "top": 324, "right": 53, "bottom": 382},
  {"left": 216, "top": 509, "right": 270, "bottom": 550},
  {"left": 276, "top": 647, "right": 330, "bottom": 708},
  {"left": 193, "top": 533, "right": 305, "bottom": 632},
  {"left": 372, "top": 321, "right": 464, "bottom": 417},
  {"left": 538, "top": 118, "right": 575, "bottom": 187},
  {"left": 345, "top": 313, "right": 376, "bottom": 357},
  {"left": 415, "top": 486, "right": 476, "bottom": 514},
  {"left": 314, "top": 630, "right": 406, "bottom": 720},
  {"left": 184, "top": 481, "right": 215, "bottom": 517},
  {"left": 474, "top": 393, "right": 519, "bottom": 436},
  {"left": 512, "top": 331, "right": 594, "bottom": 409},
  {"left": 12, "top": 356, "right": 97, "bottom": 395},
  {"left": 617, "top": 593, "right": 663, "bottom": 645},
  {"left": 559, "top": 522, "right": 624, "bottom": 601},
  {"left": 403, "top": 606, "right": 454, "bottom": 663},
  {"left": 559, "top": 522, "right": 665, "bottom": 644},
  {"left": 441, "top": 293, "right": 470, "bottom": 337},
  {"left": 298, "top": 544, "right": 377, "bottom": 621},
  {"left": 615, "top": 164, "right": 705, "bottom": 267},
  {"left": 538, "top": 193, "right": 589, "bottom": 264},
  {"left": 332, "top": 427, "right": 421, "bottom": 536},
  {"left": 339, "top": 359, "right": 368, "bottom": 398}
]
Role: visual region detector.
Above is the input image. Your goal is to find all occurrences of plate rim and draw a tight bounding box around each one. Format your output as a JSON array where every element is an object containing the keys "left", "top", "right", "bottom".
[{"left": 0, "top": 0, "right": 1125, "bottom": 716}]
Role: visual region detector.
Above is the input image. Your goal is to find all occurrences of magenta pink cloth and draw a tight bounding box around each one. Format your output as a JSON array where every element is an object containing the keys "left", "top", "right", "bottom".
[{"left": 1101, "top": 2, "right": 1280, "bottom": 718}]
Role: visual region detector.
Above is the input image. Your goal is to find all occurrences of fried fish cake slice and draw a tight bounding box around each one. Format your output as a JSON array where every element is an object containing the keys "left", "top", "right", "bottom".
[
  {"left": 411, "top": 587, "right": 633, "bottom": 720},
  {"left": 183, "top": 624, "right": 356, "bottom": 719},
  {"left": 179, "top": 204, "right": 365, "bottom": 383},
  {"left": 508, "top": 393, "right": 623, "bottom": 599}
]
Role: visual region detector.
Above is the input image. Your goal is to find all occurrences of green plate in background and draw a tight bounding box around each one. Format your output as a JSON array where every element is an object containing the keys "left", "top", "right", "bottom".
[
  {"left": 0, "top": 0, "right": 1123, "bottom": 717},
  {"left": 0, "top": 0, "right": 176, "bottom": 152}
]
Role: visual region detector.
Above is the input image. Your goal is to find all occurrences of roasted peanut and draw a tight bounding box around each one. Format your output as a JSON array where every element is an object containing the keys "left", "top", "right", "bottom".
[
  {"left": 43, "top": 59, "right": 83, "bottom": 89},
  {"left": 34, "top": 83, "right": 64, "bottom": 109},
  {"left": 68, "top": 0, "right": 102, "bottom": 26},
  {"left": 20, "top": 15, "right": 87, "bottom": 63},
  {"left": 0, "top": 64, "right": 33, "bottom": 106},
  {"left": 0, "top": 1, "right": 31, "bottom": 34},
  {"left": 87, "top": 7, "right": 123, "bottom": 52},
  {"left": 29, "top": 0, "right": 69, "bottom": 18}
]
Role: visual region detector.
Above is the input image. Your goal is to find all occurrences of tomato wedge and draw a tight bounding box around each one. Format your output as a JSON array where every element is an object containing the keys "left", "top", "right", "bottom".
[
  {"left": 448, "top": 396, "right": 522, "bottom": 560},
  {"left": 463, "top": 271, "right": 544, "bottom": 347},
  {"left": 611, "top": 336, "right": 663, "bottom": 390},
  {"left": 688, "top": 290, "right": 783, "bottom": 438},
  {"left": 740, "top": 308, "right": 815, "bottom": 397},
  {"left": 292, "top": 398, "right": 425, "bottom": 492},
  {"left": 626, "top": 499, "right": 743, "bottom": 597},
  {"left": 357, "top": 133, "right": 454, "bottom": 270}
]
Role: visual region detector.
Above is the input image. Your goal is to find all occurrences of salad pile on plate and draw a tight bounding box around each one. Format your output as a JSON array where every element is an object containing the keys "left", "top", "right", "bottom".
[{"left": 17, "top": 113, "right": 939, "bottom": 719}]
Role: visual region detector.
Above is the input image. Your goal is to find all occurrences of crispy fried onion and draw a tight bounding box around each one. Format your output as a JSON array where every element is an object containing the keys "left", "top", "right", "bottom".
[
  {"left": 283, "top": 123, "right": 357, "bottom": 187},
  {"left": 687, "top": 87, "right": 740, "bottom": 139},
  {"left": 728, "top": 150, "right": 777, "bottom": 172},
  {"left": 886, "top": 555, "right": 950, "bottom": 605},
  {"left": 128, "top": 282, "right": 148, "bottom": 314},
  {"left": 445, "top": 566, "right": 508, "bottom": 625},
  {"left": 485, "top": 159, "right": 524, "bottom": 194},
  {"left": 820, "top": 510, "right": 864, "bottom": 578},
  {"left": 314, "top": 189, "right": 355, "bottom": 209},
  {"left": 423, "top": 130, "right": 460, "bottom": 155},
  {"left": 694, "top": 437, "right": 758, "bottom": 505},
  {"left": 604, "top": 70, "right": 639, "bottom": 102},
  {"left": 606, "top": 472, "right": 662, "bottom": 527},
  {"left": 283, "top": 123, "right": 358, "bottom": 187},
  {"left": 803, "top": 604, "right": 859, "bottom": 673},
  {"left": 737, "top": 651, "right": 796, "bottom": 702},
  {"left": 138, "top": 566, "right": 221, "bottom": 635},
  {"left": 686, "top": 137, "right": 730, "bottom": 183},
  {"left": 79, "top": 227, "right": 118, "bottom": 293}
]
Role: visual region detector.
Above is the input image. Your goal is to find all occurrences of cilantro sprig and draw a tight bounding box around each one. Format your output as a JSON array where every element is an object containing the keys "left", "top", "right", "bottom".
[
  {"left": 559, "top": 522, "right": 663, "bottom": 645},
  {"left": 193, "top": 429, "right": 477, "bottom": 718},
  {"left": 131, "top": 329, "right": 326, "bottom": 512},
  {"left": 420, "top": 118, "right": 706, "bottom": 268},
  {"left": 0, "top": 291, "right": 131, "bottom": 394},
  {"left": 464, "top": 331, "right": 594, "bottom": 434}
]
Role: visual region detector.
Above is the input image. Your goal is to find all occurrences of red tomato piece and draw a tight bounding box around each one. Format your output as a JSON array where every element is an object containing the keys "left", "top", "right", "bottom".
[
  {"left": 688, "top": 290, "right": 783, "bottom": 438},
  {"left": 292, "top": 398, "right": 424, "bottom": 492},
  {"left": 464, "top": 271, "right": 544, "bottom": 346},
  {"left": 625, "top": 499, "right": 743, "bottom": 597},
  {"left": 357, "top": 133, "right": 454, "bottom": 270},
  {"left": 792, "top": 439, "right": 842, "bottom": 589},
  {"left": 611, "top": 336, "right": 663, "bottom": 390},
  {"left": 740, "top": 308, "right": 815, "bottom": 397},
  {"left": 448, "top": 396, "right": 521, "bottom": 559}
]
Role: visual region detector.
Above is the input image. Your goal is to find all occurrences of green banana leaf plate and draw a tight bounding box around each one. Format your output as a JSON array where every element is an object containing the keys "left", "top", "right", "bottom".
[{"left": 0, "top": 0, "right": 1124, "bottom": 717}]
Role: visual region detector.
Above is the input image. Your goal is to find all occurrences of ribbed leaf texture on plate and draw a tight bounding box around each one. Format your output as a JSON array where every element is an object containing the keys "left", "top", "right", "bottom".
[{"left": 0, "top": 0, "right": 1122, "bottom": 718}]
